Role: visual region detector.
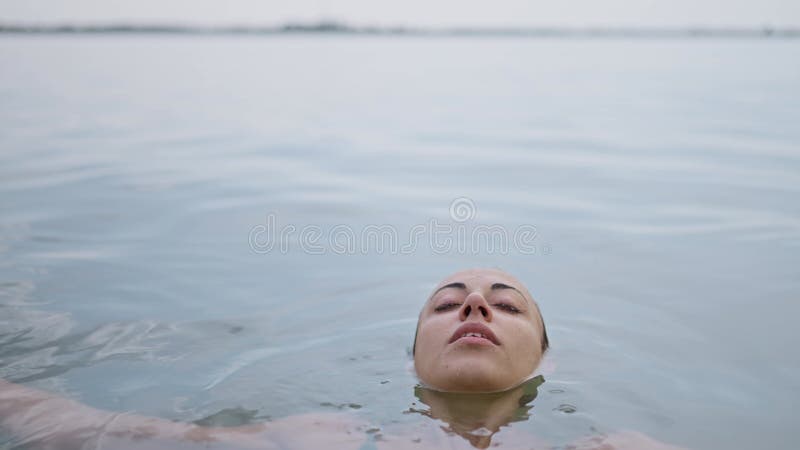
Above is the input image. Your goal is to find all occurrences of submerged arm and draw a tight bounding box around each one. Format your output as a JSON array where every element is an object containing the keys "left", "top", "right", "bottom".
[
  {"left": 0, "top": 378, "right": 364, "bottom": 450},
  {"left": 0, "top": 378, "right": 261, "bottom": 448}
]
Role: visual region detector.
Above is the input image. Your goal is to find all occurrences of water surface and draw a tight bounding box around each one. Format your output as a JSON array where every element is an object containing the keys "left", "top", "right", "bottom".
[{"left": 1, "top": 35, "right": 799, "bottom": 449}]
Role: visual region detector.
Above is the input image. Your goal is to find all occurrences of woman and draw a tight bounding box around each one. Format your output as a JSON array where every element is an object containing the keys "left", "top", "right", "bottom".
[{"left": 0, "top": 268, "right": 685, "bottom": 449}]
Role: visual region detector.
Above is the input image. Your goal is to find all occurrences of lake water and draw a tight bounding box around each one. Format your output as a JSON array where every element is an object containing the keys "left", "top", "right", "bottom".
[{"left": 0, "top": 35, "right": 798, "bottom": 450}]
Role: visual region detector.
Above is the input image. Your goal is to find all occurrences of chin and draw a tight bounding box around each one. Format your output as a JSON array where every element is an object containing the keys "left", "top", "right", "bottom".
[{"left": 422, "top": 357, "right": 514, "bottom": 393}]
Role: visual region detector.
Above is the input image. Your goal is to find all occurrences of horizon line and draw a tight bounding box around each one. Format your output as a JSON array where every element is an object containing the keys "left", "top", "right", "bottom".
[{"left": 1, "top": 21, "right": 799, "bottom": 38}]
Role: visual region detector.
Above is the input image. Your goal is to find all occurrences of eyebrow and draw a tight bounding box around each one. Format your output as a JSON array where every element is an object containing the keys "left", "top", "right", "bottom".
[
  {"left": 429, "top": 282, "right": 528, "bottom": 302},
  {"left": 490, "top": 282, "right": 528, "bottom": 302},
  {"left": 430, "top": 282, "right": 466, "bottom": 299}
]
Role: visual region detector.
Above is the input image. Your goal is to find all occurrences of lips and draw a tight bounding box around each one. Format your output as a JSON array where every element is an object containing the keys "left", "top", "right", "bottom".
[{"left": 449, "top": 322, "right": 500, "bottom": 345}]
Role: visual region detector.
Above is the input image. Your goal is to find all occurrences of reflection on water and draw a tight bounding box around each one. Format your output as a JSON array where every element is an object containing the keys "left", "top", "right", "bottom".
[
  {"left": 0, "top": 35, "right": 799, "bottom": 450},
  {"left": 406, "top": 376, "right": 545, "bottom": 448}
]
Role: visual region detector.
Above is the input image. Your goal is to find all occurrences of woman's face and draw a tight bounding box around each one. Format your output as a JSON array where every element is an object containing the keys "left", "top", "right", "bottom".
[{"left": 413, "top": 269, "right": 546, "bottom": 393}]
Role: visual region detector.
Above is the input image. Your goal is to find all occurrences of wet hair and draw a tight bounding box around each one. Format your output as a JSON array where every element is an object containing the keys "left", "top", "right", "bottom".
[{"left": 540, "top": 320, "right": 550, "bottom": 352}]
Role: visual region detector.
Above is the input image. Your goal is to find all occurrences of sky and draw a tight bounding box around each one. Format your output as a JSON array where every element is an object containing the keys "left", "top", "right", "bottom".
[{"left": 1, "top": 0, "right": 799, "bottom": 27}]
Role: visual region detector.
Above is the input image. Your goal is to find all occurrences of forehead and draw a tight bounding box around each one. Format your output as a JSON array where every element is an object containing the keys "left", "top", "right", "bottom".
[{"left": 431, "top": 268, "right": 533, "bottom": 300}]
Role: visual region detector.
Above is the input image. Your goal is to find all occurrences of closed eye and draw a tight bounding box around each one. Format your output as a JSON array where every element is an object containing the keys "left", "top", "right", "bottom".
[
  {"left": 494, "top": 303, "right": 521, "bottom": 313},
  {"left": 434, "top": 302, "right": 460, "bottom": 312}
]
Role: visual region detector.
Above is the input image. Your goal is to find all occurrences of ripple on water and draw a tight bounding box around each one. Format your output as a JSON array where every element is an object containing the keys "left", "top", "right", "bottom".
[{"left": 554, "top": 404, "right": 578, "bottom": 414}]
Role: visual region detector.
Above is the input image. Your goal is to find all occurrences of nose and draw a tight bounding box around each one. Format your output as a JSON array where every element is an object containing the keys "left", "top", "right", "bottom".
[{"left": 459, "top": 292, "right": 493, "bottom": 322}]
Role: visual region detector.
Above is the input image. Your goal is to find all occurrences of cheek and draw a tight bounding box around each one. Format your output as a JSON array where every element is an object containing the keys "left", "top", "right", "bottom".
[
  {"left": 416, "top": 319, "right": 449, "bottom": 353},
  {"left": 503, "top": 321, "right": 541, "bottom": 361}
]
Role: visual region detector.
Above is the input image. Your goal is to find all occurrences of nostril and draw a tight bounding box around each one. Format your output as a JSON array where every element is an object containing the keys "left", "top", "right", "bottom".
[
  {"left": 479, "top": 306, "right": 488, "bottom": 317},
  {"left": 464, "top": 305, "right": 472, "bottom": 317}
]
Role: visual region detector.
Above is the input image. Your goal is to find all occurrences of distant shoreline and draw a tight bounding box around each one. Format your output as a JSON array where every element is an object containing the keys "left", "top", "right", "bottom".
[{"left": 1, "top": 22, "right": 798, "bottom": 38}]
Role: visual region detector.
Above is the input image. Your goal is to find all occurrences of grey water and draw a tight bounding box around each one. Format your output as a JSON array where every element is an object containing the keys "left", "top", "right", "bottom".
[{"left": 0, "top": 35, "right": 799, "bottom": 449}]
